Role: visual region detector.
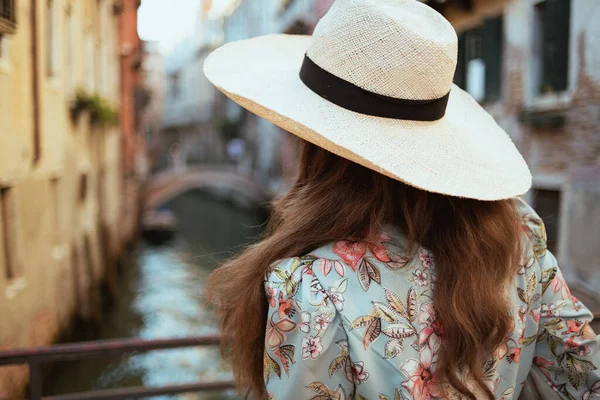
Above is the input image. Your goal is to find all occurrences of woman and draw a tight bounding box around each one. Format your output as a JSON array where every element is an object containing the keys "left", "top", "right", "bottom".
[{"left": 204, "top": 0, "right": 600, "bottom": 399}]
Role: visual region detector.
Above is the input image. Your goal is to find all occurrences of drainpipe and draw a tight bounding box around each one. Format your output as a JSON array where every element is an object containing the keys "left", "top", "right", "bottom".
[{"left": 31, "top": 0, "right": 41, "bottom": 164}]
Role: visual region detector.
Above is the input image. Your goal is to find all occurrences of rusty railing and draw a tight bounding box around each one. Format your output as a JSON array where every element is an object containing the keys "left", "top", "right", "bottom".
[{"left": 0, "top": 335, "right": 235, "bottom": 400}]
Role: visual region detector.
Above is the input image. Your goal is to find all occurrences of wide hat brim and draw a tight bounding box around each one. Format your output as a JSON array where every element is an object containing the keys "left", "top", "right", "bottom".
[{"left": 204, "top": 34, "right": 532, "bottom": 201}]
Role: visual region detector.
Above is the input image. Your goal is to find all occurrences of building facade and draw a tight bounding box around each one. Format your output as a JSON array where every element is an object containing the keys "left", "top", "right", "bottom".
[
  {"left": 428, "top": 0, "right": 600, "bottom": 299},
  {"left": 158, "top": 2, "right": 226, "bottom": 172},
  {"left": 119, "top": 0, "right": 148, "bottom": 244},
  {"left": 214, "top": 0, "right": 338, "bottom": 191},
  {"left": 0, "top": 0, "right": 134, "bottom": 397},
  {"left": 140, "top": 40, "right": 165, "bottom": 173}
]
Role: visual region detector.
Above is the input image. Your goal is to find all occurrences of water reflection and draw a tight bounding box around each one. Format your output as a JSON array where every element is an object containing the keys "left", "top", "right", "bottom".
[{"left": 44, "top": 190, "right": 267, "bottom": 399}]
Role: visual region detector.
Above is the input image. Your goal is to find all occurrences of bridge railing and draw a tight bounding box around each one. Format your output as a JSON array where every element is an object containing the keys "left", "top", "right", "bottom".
[{"left": 0, "top": 335, "right": 235, "bottom": 400}]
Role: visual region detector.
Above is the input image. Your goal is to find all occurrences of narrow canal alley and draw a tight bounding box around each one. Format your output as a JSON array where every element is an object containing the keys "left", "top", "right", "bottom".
[{"left": 42, "top": 190, "right": 267, "bottom": 399}]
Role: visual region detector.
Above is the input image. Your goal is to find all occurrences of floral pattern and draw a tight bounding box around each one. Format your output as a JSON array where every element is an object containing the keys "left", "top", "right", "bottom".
[{"left": 263, "top": 199, "right": 599, "bottom": 399}]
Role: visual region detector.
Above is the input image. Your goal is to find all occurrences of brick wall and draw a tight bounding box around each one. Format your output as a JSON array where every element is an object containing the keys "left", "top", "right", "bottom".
[{"left": 442, "top": 0, "right": 600, "bottom": 298}]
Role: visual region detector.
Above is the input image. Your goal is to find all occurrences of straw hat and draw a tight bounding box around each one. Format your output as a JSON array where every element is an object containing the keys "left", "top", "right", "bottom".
[{"left": 204, "top": 0, "right": 532, "bottom": 200}]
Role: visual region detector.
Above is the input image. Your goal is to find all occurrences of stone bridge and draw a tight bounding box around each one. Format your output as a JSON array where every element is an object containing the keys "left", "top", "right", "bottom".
[{"left": 143, "top": 166, "right": 272, "bottom": 212}]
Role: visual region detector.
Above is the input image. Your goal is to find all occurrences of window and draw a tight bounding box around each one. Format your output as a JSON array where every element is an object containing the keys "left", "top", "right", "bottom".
[
  {"left": 79, "top": 174, "right": 88, "bottom": 202},
  {"left": 455, "top": 15, "right": 504, "bottom": 103},
  {"left": 1, "top": 187, "right": 19, "bottom": 279},
  {"left": 0, "top": 0, "right": 16, "bottom": 35},
  {"left": 533, "top": 0, "right": 571, "bottom": 94},
  {"left": 46, "top": 0, "right": 58, "bottom": 77},
  {"left": 532, "top": 189, "right": 561, "bottom": 255},
  {"left": 170, "top": 72, "right": 181, "bottom": 99}
]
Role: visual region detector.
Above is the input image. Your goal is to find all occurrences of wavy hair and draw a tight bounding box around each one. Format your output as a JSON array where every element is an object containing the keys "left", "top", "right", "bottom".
[{"left": 206, "top": 140, "right": 521, "bottom": 399}]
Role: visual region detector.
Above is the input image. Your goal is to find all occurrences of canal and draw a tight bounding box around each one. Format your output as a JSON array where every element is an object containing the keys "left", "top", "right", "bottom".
[{"left": 43, "top": 190, "right": 268, "bottom": 399}]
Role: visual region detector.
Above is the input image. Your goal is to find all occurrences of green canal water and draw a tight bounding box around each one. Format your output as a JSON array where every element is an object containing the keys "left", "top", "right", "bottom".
[{"left": 43, "top": 190, "right": 267, "bottom": 399}]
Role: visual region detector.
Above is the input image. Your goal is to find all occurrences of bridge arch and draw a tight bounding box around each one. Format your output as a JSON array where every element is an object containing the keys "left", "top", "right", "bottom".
[{"left": 144, "top": 167, "right": 272, "bottom": 212}]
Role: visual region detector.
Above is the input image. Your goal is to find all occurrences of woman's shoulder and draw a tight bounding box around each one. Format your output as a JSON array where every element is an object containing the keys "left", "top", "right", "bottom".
[
  {"left": 264, "top": 226, "right": 427, "bottom": 314},
  {"left": 514, "top": 197, "right": 547, "bottom": 249},
  {"left": 266, "top": 225, "right": 416, "bottom": 279}
]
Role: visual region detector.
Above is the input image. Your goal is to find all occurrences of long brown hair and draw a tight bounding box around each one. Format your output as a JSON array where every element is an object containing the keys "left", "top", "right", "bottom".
[{"left": 206, "top": 140, "right": 521, "bottom": 399}]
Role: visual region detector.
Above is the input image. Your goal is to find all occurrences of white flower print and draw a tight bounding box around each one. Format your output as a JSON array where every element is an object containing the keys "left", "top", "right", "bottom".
[
  {"left": 328, "top": 288, "right": 344, "bottom": 309},
  {"left": 413, "top": 269, "right": 428, "bottom": 287},
  {"left": 260, "top": 202, "right": 600, "bottom": 400},
  {"left": 300, "top": 311, "right": 311, "bottom": 333},
  {"left": 351, "top": 361, "right": 370, "bottom": 384},
  {"left": 327, "top": 278, "right": 348, "bottom": 311},
  {"left": 301, "top": 335, "right": 323, "bottom": 360},
  {"left": 516, "top": 305, "right": 528, "bottom": 323},
  {"left": 314, "top": 313, "right": 332, "bottom": 331},
  {"left": 541, "top": 303, "right": 558, "bottom": 317},
  {"left": 418, "top": 249, "right": 435, "bottom": 270}
]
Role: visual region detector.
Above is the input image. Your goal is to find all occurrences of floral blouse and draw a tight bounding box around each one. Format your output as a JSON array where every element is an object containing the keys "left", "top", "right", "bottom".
[{"left": 263, "top": 199, "right": 600, "bottom": 399}]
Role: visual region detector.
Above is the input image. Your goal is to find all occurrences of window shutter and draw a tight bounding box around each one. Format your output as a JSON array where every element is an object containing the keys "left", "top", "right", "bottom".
[
  {"left": 0, "top": 0, "right": 17, "bottom": 34},
  {"left": 454, "top": 33, "right": 466, "bottom": 89},
  {"left": 482, "top": 16, "right": 503, "bottom": 102},
  {"left": 542, "top": 0, "right": 571, "bottom": 92}
]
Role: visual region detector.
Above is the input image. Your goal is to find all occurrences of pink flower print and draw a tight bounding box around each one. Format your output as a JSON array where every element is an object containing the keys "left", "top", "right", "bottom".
[
  {"left": 575, "top": 345, "right": 592, "bottom": 357},
  {"left": 328, "top": 288, "right": 344, "bottom": 309},
  {"left": 418, "top": 325, "right": 436, "bottom": 348},
  {"left": 401, "top": 347, "right": 439, "bottom": 400},
  {"left": 332, "top": 241, "right": 368, "bottom": 270},
  {"left": 566, "top": 319, "right": 583, "bottom": 334},
  {"left": 300, "top": 312, "right": 311, "bottom": 333},
  {"left": 551, "top": 272, "right": 571, "bottom": 300},
  {"left": 301, "top": 336, "right": 323, "bottom": 360},
  {"left": 266, "top": 286, "right": 277, "bottom": 308},
  {"left": 333, "top": 238, "right": 390, "bottom": 271},
  {"left": 417, "top": 303, "right": 441, "bottom": 350},
  {"left": 314, "top": 313, "right": 332, "bottom": 331},
  {"left": 277, "top": 292, "right": 295, "bottom": 319},
  {"left": 533, "top": 356, "right": 555, "bottom": 370},
  {"left": 351, "top": 361, "right": 370, "bottom": 384},
  {"left": 418, "top": 303, "right": 436, "bottom": 325},
  {"left": 541, "top": 303, "right": 558, "bottom": 317},
  {"left": 494, "top": 336, "right": 518, "bottom": 361},
  {"left": 529, "top": 307, "right": 541, "bottom": 324},
  {"left": 418, "top": 249, "right": 435, "bottom": 270},
  {"left": 565, "top": 337, "right": 592, "bottom": 356},
  {"left": 413, "top": 269, "right": 428, "bottom": 287},
  {"left": 369, "top": 241, "right": 391, "bottom": 264},
  {"left": 516, "top": 306, "right": 527, "bottom": 323},
  {"left": 507, "top": 347, "right": 522, "bottom": 363}
]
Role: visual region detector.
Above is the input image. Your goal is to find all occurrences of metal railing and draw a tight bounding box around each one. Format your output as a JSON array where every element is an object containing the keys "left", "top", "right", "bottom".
[{"left": 0, "top": 335, "right": 236, "bottom": 400}]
